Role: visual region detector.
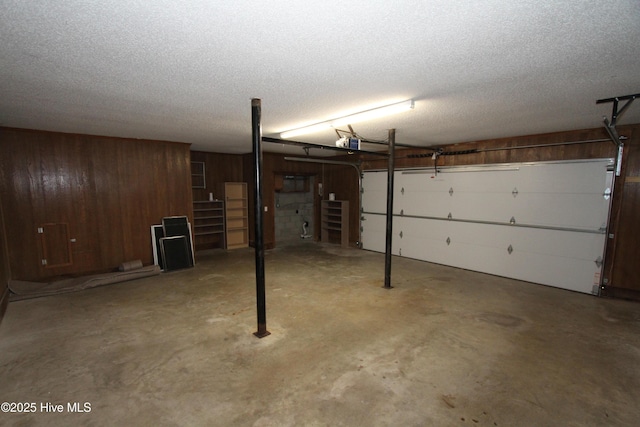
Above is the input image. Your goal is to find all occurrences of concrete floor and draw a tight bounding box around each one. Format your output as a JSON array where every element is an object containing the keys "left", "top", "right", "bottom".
[{"left": 1, "top": 242, "right": 639, "bottom": 426}]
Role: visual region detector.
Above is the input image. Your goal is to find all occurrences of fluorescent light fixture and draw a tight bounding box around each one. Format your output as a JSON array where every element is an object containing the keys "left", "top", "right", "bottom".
[{"left": 280, "top": 99, "right": 414, "bottom": 139}]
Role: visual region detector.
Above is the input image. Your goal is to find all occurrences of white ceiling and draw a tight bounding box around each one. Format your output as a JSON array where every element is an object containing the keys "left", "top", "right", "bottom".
[{"left": 1, "top": 0, "right": 639, "bottom": 155}]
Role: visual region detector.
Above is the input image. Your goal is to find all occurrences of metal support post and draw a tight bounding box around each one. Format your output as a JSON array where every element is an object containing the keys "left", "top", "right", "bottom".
[
  {"left": 384, "top": 129, "right": 395, "bottom": 289},
  {"left": 252, "top": 98, "right": 270, "bottom": 338}
]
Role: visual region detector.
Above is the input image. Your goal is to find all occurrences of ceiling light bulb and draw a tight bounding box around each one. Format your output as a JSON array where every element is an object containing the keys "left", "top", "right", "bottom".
[
  {"left": 279, "top": 99, "right": 414, "bottom": 139},
  {"left": 280, "top": 122, "right": 332, "bottom": 139},
  {"left": 331, "top": 100, "right": 414, "bottom": 127}
]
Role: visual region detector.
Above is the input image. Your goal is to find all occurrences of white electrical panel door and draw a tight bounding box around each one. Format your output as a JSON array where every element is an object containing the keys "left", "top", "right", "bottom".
[{"left": 361, "top": 159, "right": 614, "bottom": 294}]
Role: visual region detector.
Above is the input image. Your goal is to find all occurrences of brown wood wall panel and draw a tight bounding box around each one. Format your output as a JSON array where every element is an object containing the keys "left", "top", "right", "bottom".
[
  {"left": 361, "top": 127, "right": 616, "bottom": 170},
  {"left": 2, "top": 124, "right": 635, "bottom": 297},
  {"left": 190, "top": 151, "right": 245, "bottom": 202},
  {"left": 0, "top": 127, "right": 193, "bottom": 281},
  {"left": 0, "top": 194, "right": 10, "bottom": 325},
  {"left": 602, "top": 125, "right": 640, "bottom": 298}
]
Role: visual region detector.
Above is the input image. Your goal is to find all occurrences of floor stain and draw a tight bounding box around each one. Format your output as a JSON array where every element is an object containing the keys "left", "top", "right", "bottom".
[
  {"left": 442, "top": 394, "right": 456, "bottom": 408},
  {"left": 477, "top": 312, "right": 525, "bottom": 328}
]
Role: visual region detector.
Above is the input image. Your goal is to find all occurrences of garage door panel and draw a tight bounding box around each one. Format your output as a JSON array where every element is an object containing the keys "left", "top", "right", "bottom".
[
  {"left": 439, "top": 169, "right": 520, "bottom": 193},
  {"left": 362, "top": 189, "right": 387, "bottom": 214},
  {"left": 362, "top": 171, "right": 388, "bottom": 214},
  {"left": 515, "top": 161, "right": 612, "bottom": 194},
  {"left": 361, "top": 213, "right": 386, "bottom": 252},
  {"left": 448, "top": 192, "right": 514, "bottom": 222},
  {"left": 397, "top": 173, "right": 450, "bottom": 214},
  {"left": 507, "top": 226, "right": 605, "bottom": 262},
  {"left": 501, "top": 228, "right": 604, "bottom": 294},
  {"left": 400, "top": 191, "right": 451, "bottom": 217},
  {"left": 394, "top": 218, "right": 605, "bottom": 294},
  {"left": 396, "top": 217, "right": 452, "bottom": 265},
  {"left": 362, "top": 160, "right": 612, "bottom": 294},
  {"left": 400, "top": 192, "right": 612, "bottom": 230},
  {"left": 512, "top": 193, "right": 610, "bottom": 229},
  {"left": 399, "top": 172, "right": 447, "bottom": 193},
  {"left": 361, "top": 213, "right": 401, "bottom": 255}
]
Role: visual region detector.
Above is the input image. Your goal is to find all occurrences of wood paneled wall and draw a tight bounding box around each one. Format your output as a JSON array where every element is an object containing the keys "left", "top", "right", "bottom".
[
  {"left": 191, "top": 150, "right": 337, "bottom": 249},
  {"left": 190, "top": 151, "right": 245, "bottom": 202},
  {"left": 4, "top": 124, "right": 631, "bottom": 297},
  {"left": 360, "top": 127, "right": 617, "bottom": 170},
  {"left": 0, "top": 196, "right": 10, "bottom": 324},
  {"left": 0, "top": 127, "right": 193, "bottom": 281},
  {"left": 602, "top": 124, "right": 640, "bottom": 299}
]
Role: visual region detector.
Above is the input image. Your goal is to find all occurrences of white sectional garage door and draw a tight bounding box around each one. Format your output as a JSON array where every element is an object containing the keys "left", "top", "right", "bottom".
[{"left": 361, "top": 159, "right": 614, "bottom": 294}]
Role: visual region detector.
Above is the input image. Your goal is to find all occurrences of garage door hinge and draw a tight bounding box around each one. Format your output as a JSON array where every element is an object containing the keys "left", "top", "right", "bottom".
[
  {"left": 399, "top": 231, "right": 403, "bottom": 238},
  {"left": 447, "top": 212, "right": 452, "bottom": 220},
  {"left": 594, "top": 256, "right": 603, "bottom": 268},
  {"left": 507, "top": 245, "right": 513, "bottom": 254},
  {"left": 446, "top": 237, "right": 451, "bottom": 245},
  {"left": 603, "top": 188, "right": 612, "bottom": 200},
  {"left": 449, "top": 187, "right": 454, "bottom": 196},
  {"left": 512, "top": 187, "right": 518, "bottom": 197},
  {"left": 401, "top": 187, "right": 405, "bottom": 195}
]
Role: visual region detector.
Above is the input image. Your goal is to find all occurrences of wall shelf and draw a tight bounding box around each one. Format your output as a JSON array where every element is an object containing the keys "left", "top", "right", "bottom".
[
  {"left": 321, "top": 200, "right": 349, "bottom": 247},
  {"left": 217, "top": 182, "right": 249, "bottom": 249},
  {"left": 193, "top": 200, "right": 225, "bottom": 250}
]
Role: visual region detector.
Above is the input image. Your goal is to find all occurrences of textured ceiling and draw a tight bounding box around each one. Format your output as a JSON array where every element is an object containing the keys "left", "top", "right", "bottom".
[{"left": 1, "top": 0, "right": 639, "bottom": 155}]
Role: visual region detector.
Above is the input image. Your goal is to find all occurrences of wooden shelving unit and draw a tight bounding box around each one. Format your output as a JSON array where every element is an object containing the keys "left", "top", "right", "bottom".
[
  {"left": 321, "top": 200, "right": 349, "bottom": 247},
  {"left": 192, "top": 200, "right": 225, "bottom": 250},
  {"left": 218, "top": 182, "right": 249, "bottom": 249}
]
